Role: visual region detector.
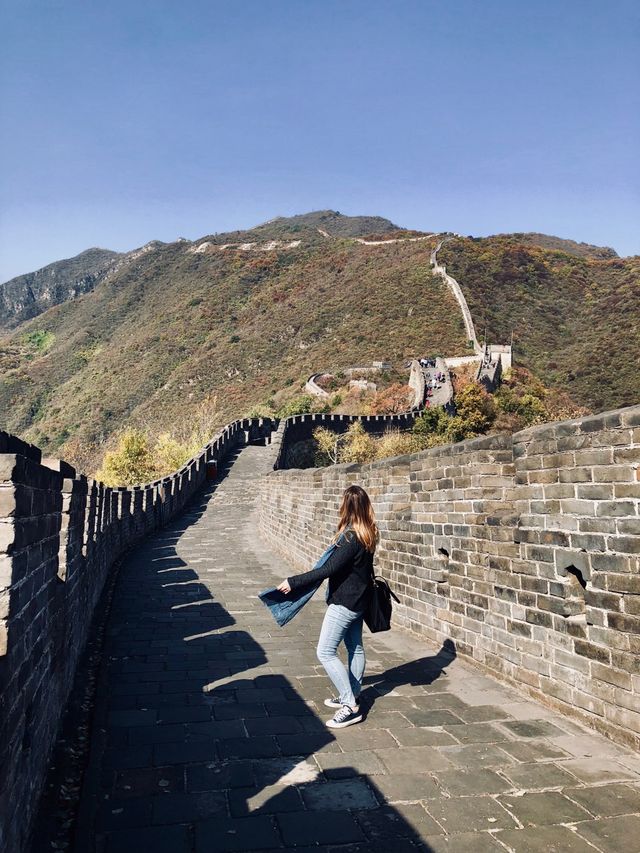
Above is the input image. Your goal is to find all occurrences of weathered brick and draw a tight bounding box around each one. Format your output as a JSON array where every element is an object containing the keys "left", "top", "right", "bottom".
[
  {"left": 597, "top": 466, "right": 637, "bottom": 483},
  {"left": 607, "top": 536, "right": 640, "bottom": 555},
  {"left": 585, "top": 590, "right": 621, "bottom": 611},
  {"left": 576, "top": 483, "right": 614, "bottom": 500},
  {"left": 559, "top": 468, "right": 593, "bottom": 484},
  {"left": 616, "top": 519, "right": 640, "bottom": 536},
  {"left": 606, "top": 574, "right": 640, "bottom": 594},
  {"left": 596, "top": 501, "right": 636, "bottom": 517},
  {"left": 624, "top": 596, "right": 640, "bottom": 616},
  {"left": 607, "top": 612, "right": 640, "bottom": 634},
  {"left": 574, "top": 639, "right": 610, "bottom": 663},
  {"left": 591, "top": 552, "right": 632, "bottom": 573},
  {"left": 560, "top": 499, "right": 596, "bottom": 515}
]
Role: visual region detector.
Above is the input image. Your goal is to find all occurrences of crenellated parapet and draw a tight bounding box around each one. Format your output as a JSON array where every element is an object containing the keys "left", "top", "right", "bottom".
[
  {"left": 273, "top": 408, "right": 424, "bottom": 470},
  {"left": 0, "top": 417, "right": 276, "bottom": 853}
]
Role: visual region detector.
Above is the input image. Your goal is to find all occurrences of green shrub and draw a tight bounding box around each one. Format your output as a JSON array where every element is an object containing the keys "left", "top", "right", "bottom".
[
  {"left": 95, "top": 429, "right": 156, "bottom": 486},
  {"left": 454, "top": 383, "right": 496, "bottom": 436},
  {"left": 313, "top": 426, "right": 340, "bottom": 465},
  {"left": 246, "top": 404, "right": 273, "bottom": 419},
  {"left": 276, "top": 395, "right": 314, "bottom": 418},
  {"left": 339, "top": 422, "right": 377, "bottom": 464},
  {"left": 375, "top": 429, "right": 417, "bottom": 459},
  {"left": 154, "top": 433, "right": 191, "bottom": 472},
  {"left": 412, "top": 406, "right": 449, "bottom": 437},
  {"left": 23, "top": 330, "right": 55, "bottom": 352}
]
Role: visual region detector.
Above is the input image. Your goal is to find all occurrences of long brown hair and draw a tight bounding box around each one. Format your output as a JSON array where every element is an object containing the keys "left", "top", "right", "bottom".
[{"left": 333, "top": 485, "right": 378, "bottom": 553}]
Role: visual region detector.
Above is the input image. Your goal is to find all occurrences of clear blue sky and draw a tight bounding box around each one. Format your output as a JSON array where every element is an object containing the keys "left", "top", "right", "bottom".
[{"left": 1, "top": 0, "right": 638, "bottom": 280}]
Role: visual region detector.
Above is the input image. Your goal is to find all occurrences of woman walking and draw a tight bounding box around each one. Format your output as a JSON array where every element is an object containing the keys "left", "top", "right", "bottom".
[{"left": 277, "top": 485, "right": 378, "bottom": 729}]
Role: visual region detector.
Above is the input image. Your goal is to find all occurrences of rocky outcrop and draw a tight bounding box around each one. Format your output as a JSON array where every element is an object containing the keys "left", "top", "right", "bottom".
[{"left": 0, "top": 248, "right": 121, "bottom": 331}]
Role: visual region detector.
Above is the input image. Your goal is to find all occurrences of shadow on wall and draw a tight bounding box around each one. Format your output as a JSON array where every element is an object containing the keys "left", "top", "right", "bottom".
[{"left": 31, "top": 453, "right": 457, "bottom": 852}]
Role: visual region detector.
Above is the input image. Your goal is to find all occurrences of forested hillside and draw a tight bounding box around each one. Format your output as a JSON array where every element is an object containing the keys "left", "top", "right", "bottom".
[
  {"left": 1, "top": 212, "right": 636, "bottom": 472},
  {"left": 0, "top": 215, "right": 467, "bottom": 467},
  {"left": 439, "top": 236, "right": 640, "bottom": 411}
]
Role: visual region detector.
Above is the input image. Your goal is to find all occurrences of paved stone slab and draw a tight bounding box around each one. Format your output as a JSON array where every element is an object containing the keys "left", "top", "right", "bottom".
[
  {"left": 228, "top": 784, "right": 303, "bottom": 816},
  {"left": 574, "top": 813, "right": 640, "bottom": 852},
  {"left": 63, "top": 443, "right": 640, "bottom": 852},
  {"left": 371, "top": 773, "right": 442, "bottom": 803},
  {"left": 565, "top": 782, "right": 640, "bottom": 817},
  {"left": 496, "top": 824, "right": 603, "bottom": 853},
  {"left": 375, "top": 745, "right": 455, "bottom": 774},
  {"left": 438, "top": 743, "right": 516, "bottom": 768},
  {"left": 423, "top": 832, "right": 507, "bottom": 852},
  {"left": 500, "top": 762, "right": 580, "bottom": 790},
  {"left": 355, "top": 802, "right": 443, "bottom": 841},
  {"left": 103, "top": 824, "right": 191, "bottom": 853},
  {"left": 150, "top": 791, "right": 227, "bottom": 824},
  {"left": 500, "top": 719, "right": 569, "bottom": 739},
  {"left": 194, "top": 815, "right": 281, "bottom": 851},
  {"left": 456, "top": 704, "right": 513, "bottom": 723},
  {"left": 387, "top": 726, "right": 459, "bottom": 747},
  {"left": 277, "top": 810, "right": 365, "bottom": 845},
  {"left": 301, "top": 779, "right": 379, "bottom": 811},
  {"left": 499, "top": 790, "right": 593, "bottom": 827},
  {"left": 560, "top": 757, "right": 640, "bottom": 785},
  {"left": 425, "top": 795, "right": 518, "bottom": 832},
  {"left": 499, "top": 739, "right": 571, "bottom": 764},
  {"left": 434, "top": 768, "right": 512, "bottom": 797},
  {"left": 314, "top": 750, "right": 388, "bottom": 778}
]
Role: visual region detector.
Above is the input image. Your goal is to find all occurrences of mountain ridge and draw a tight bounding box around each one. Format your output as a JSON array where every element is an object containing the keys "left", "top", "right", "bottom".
[
  {"left": 2, "top": 211, "right": 627, "bottom": 332},
  {"left": 0, "top": 211, "right": 636, "bottom": 470},
  {"left": 0, "top": 247, "right": 121, "bottom": 331}
]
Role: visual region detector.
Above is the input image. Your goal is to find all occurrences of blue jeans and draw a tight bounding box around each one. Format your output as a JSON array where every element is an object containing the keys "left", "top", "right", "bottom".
[{"left": 317, "top": 604, "right": 365, "bottom": 709}]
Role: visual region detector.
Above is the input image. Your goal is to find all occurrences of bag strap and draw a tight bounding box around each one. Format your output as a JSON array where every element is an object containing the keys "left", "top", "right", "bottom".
[{"left": 372, "top": 575, "right": 400, "bottom": 603}]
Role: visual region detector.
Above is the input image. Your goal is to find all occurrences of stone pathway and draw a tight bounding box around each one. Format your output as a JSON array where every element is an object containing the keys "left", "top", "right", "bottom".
[{"left": 72, "top": 444, "right": 640, "bottom": 852}]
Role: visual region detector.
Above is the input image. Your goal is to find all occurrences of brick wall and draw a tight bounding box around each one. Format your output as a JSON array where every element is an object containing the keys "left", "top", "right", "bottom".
[
  {"left": 258, "top": 405, "right": 640, "bottom": 751},
  {"left": 0, "top": 418, "right": 275, "bottom": 853}
]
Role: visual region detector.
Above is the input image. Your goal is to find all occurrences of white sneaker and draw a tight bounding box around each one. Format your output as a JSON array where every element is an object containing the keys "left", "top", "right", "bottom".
[
  {"left": 326, "top": 704, "right": 363, "bottom": 729},
  {"left": 324, "top": 695, "right": 360, "bottom": 709}
]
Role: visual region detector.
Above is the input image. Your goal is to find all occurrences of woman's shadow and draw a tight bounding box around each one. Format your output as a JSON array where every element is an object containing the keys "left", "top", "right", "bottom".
[{"left": 359, "top": 639, "right": 457, "bottom": 714}]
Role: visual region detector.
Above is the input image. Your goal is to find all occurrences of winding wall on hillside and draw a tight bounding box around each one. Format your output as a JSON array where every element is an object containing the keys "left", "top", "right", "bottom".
[
  {"left": 0, "top": 418, "right": 276, "bottom": 853},
  {"left": 431, "top": 238, "right": 482, "bottom": 353},
  {"left": 259, "top": 404, "right": 640, "bottom": 751}
]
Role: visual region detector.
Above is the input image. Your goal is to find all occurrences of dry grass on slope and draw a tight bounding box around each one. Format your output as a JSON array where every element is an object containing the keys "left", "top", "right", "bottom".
[{"left": 0, "top": 236, "right": 468, "bottom": 470}]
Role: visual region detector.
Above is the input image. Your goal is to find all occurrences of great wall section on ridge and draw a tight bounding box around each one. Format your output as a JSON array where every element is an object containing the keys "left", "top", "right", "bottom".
[
  {"left": 1, "top": 232, "right": 639, "bottom": 853},
  {"left": 303, "top": 233, "right": 512, "bottom": 422}
]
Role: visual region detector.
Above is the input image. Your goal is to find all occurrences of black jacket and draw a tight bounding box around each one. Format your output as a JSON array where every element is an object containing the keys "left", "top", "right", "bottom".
[{"left": 287, "top": 531, "right": 374, "bottom": 613}]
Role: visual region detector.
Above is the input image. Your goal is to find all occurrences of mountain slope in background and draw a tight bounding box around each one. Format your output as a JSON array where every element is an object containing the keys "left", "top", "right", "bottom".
[
  {"left": 439, "top": 236, "right": 639, "bottom": 410},
  {"left": 0, "top": 248, "right": 122, "bottom": 331},
  {"left": 0, "top": 211, "right": 637, "bottom": 469},
  {"left": 0, "top": 214, "right": 466, "bottom": 466},
  {"left": 488, "top": 233, "right": 619, "bottom": 260},
  {"left": 246, "top": 210, "right": 402, "bottom": 239}
]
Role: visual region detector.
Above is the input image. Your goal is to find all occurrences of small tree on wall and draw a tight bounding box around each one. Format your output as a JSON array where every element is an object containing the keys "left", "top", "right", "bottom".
[
  {"left": 313, "top": 423, "right": 378, "bottom": 466},
  {"left": 314, "top": 426, "right": 342, "bottom": 464}
]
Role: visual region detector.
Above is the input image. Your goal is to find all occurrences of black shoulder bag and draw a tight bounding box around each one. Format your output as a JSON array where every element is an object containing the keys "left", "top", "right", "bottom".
[{"left": 364, "top": 574, "right": 400, "bottom": 633}]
